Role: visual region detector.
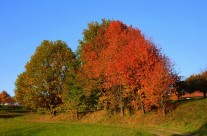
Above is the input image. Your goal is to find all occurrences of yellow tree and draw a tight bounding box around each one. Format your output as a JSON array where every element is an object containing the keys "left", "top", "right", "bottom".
[
  {"left": 15, "top": 71, "right": 37, "bottom": 108},
  {"left": 15, "top": 40, "right": 75, "bottom": 115}
]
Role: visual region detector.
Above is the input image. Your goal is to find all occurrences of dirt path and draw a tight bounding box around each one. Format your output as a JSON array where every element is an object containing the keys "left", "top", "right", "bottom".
[{"left": 145, "top": 127, "right": 193, "bottom": 136}]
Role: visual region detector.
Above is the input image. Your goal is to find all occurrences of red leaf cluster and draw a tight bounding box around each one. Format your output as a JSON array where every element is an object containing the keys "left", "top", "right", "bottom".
[{"left": 80, "top": 21, "right": 175, "bottom": 114}]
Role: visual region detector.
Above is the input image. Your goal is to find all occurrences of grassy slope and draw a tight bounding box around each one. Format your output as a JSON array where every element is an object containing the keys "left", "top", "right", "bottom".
[
  {"left": 79, "top": 98, "right": 207, "bottom": 135},
  {"left": 159, "top": 98, "right": 207, "bottom": 131},
  {"left": 142, "top": 98, "right": 207, "bottom": 135},
  {"left": 163, "top": 98, "right": 207, "bottom": 135},
  {"left": 0, "top": 98, "right": 206, "bottom": 136}
]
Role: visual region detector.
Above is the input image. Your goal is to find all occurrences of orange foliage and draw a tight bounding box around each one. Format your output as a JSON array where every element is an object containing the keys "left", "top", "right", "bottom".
[
  {"left": 80, "top": 20, "right": 175, "bottom": 114},
  {"left": 0, "top": 90, "right": 11, "bottom": 105}
]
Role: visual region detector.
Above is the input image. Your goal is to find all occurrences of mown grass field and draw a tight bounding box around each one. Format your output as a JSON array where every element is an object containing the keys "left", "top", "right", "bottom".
[
  {"left": 0, "top": 106, "right": 153, "bottom": 136},
  {"left": 0, "top": 98, "right": 207, "bottom": 136},
  {"left": 0, "top": 117, "right": 153, "bottom": 136}
]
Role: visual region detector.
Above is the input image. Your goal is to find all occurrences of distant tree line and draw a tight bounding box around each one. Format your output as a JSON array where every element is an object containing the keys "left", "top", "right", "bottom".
[
  {"left": 175, "top": 71, "right": 207, "bottom": 100},
  {"left": 14, "top": 19, "right": 206, "bottom": 117}
]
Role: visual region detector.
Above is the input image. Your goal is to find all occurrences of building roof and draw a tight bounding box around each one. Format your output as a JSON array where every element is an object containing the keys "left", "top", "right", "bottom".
[{"left": 182, "top": 91, "right": 204, "bottom": 98}]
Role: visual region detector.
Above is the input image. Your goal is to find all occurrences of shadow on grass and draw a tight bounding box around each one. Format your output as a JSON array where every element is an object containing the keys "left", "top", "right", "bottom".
[
  {"left": 190, "top": 122, "right": 207, "bottom": 136},
  {"left": 172, "top": 97, "right": 204, "bottom": 106},
  {"left": 0, "top": 106, "right": 29, "bottom": 113},
  {"left": 0, "top": 106, "right": 29, "bottom": 118},
  {"left": 171, "top": 122, "right": 207, "bottom": 136},
  {"left": 0, "top": 113, "right": 23, "bottom": 118}
]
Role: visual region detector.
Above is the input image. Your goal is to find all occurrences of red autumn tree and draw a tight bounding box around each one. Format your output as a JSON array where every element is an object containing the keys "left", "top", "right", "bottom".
[
  {"left": 79, "top": 20, "right": 175, "bottom": 116},
  {"left": 0, "top": 90, "right": 11, "bottom": 105},
  {"left": 140, "top": 55, "right": 175, "bottom": 115}
]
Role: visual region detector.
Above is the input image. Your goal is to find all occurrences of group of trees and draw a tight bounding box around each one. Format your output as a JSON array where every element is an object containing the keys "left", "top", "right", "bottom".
[
  {"left": 186, "top": 71, "right": 207, "bottom": 98},
  {"left": 15, "top": 19, "right": 205, "bottom": 117},
  {"left": 175, "top": 71, "right": 207, "bottom": 100},
  {"left": 77, "top": 20, "right": 175, "bottom": 115}
]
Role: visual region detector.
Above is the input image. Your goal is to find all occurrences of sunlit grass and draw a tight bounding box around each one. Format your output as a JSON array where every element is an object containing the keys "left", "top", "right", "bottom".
[
  {"left": 0, "top": 117, "right": 153, "bottom": 136},
  {"left": 0, "top": 98, "right": 206, "bottom": 136}
]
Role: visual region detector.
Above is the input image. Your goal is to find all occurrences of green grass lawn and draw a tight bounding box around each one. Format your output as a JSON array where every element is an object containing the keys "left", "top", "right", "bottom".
[
  {"left": 0, "top": 98, "right": 206, "bottom": 136},
  {"left": 0, "top": 117, "right": 153, "bottom": 136}
]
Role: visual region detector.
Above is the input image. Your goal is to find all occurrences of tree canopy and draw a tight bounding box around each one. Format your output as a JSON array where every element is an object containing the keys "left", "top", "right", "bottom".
[
  {"left": 0, "top": 90, "right": 11, "bottom": 105},
  {"left": 78, "top": 20, "right": 175, "bottom": 115},
  {"left": 185, "top": 70, "right": 207, "bottom": 98},
  {"left": 14, "top": 20, "right": 206, "bottom": 117},
  {"left": 15, "top": 40, "right": 75, "bottom": 114}
]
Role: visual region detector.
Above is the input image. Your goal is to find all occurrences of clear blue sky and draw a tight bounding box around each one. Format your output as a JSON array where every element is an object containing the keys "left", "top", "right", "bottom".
[{"left": 0, "top": 0, "right": 207, "bottom": 96}]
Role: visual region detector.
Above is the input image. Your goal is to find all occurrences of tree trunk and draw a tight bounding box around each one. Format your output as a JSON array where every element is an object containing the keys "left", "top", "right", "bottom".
[
  {"left": 50, "top": 108, "right": 54, "bottom": 116},
  {"left": 75, "top": 108, "right": 78, "bottom": 120},
  {"left": 53, "top": 110, "right": 56, "bottom": 116},
  {"left": 162, "top": 106, "right": 166, "bottom": 116},
  {"left": 120, "top": 103, "right": 124, "bottom": 116},
  {"left": 141, "top": 101, "right": 145, "bottom": 115},
  {"left": 177, "top": 93, "right": 181, "bottom": 100},
  {"left": 162, "top": 100, "right": 167, "bottom": 116},
  {"left": 203, "top": 91, "right": 206, "bottom": 98},
  {"left": 118, "top": 85, "right": 124, "bottom": 116},
  {"left": 177, "top": 95, "right": 180, "bottom": 100}
]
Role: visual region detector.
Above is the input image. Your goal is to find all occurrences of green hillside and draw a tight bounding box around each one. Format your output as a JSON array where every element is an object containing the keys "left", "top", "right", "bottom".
[
  {"left": 141, "top": 98, "right": 207, "bottom": 135},
  {"left": 0, "top": 98, "right": 206, "bottom": 136},
  {"left": 79, "top": 98, "right": 207, "bottom": 135}
]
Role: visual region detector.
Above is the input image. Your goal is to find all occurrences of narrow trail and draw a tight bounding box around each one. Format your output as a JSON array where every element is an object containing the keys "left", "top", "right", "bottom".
[{"left": 145, "top": 127, "right": 193, "bottom": 136}]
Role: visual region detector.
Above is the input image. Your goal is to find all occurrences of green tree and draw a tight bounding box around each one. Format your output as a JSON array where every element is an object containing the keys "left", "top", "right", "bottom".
[
  {"left": 76, "top": 19, "right": 110, "bottom": 112},
  {"left": 200, "top": 70, "right": 207, "bottom": 98},
  {"left": 174, "top": 75, "right": 187, "bottom": 100},
  {"left": 15, "top": 40, "right": 75, "bottom": 115},
  {"left": 15, "top": 71, "right": 37, "bottom": 109},
  {"left": 62, "top": 58, "right": 84, "bottom": 118},
  {"left": 63, "top": 51, "right": 101, "bottom": 119},
  {"left": 186, "top": 72, "right": 207, "bottom": 98}
]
